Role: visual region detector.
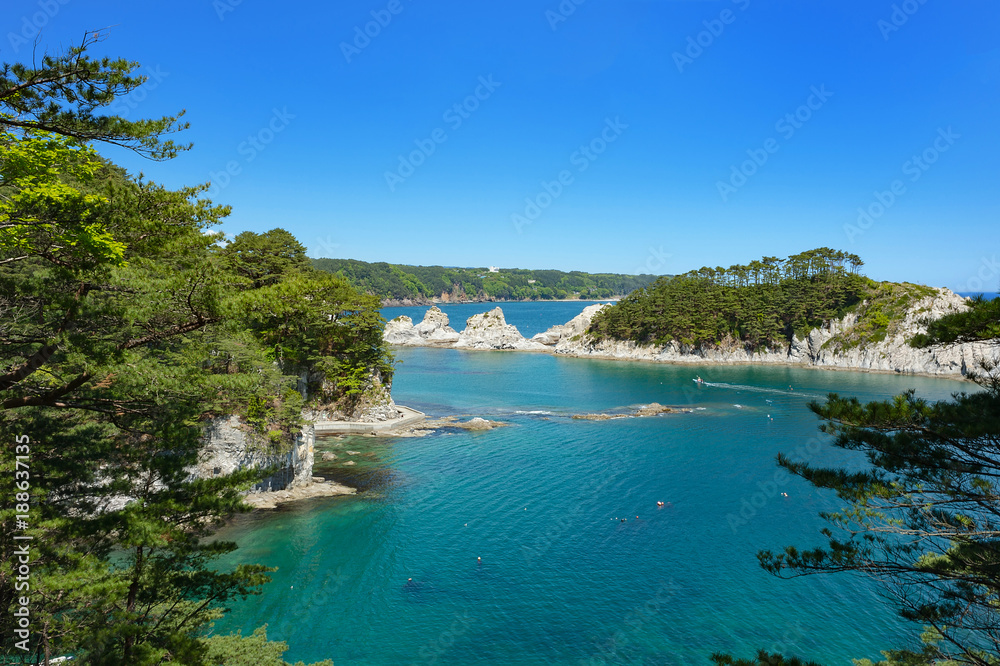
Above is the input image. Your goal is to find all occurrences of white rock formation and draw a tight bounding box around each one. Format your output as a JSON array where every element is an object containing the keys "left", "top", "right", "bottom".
[
  {"left": 453, "top": 307, "right": 549, "bottom": 351},
  {"left": 384, "top": 307, "right": 460, "bottom": 346}
]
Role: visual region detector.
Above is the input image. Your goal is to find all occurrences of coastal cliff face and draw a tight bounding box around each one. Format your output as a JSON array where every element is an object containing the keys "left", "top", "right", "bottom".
[
  {"left": 382, "top": 290, "right": 998, "bottom": 377},
  {"left": 196, "top": 417, "right": 315, "bottom": 492},
  {"left": 197, "top": 372, "right": 399, "bottom": 495},
  {"left": 551, "top": 289, "right": 998, "bottom": 376}
]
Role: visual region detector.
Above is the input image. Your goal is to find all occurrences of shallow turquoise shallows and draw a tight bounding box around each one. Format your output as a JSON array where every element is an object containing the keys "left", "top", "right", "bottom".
[{"left": 213, "top": 303, "right": 971, "bottom": 665}]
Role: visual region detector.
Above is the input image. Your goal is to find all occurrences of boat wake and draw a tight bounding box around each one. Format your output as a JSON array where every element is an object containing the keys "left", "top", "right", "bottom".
[{"left": 700, "top": 382, "right": 822, "bottom": 399}]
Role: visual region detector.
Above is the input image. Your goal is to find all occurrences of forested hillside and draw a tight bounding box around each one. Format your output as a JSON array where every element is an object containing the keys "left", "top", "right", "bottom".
[
  {"left": 588, "top": 248, "right": 937, "bottom": 352},
  {"left": 0, "top": 39, "right": 375, "bottom": 664},
  {"left": 312, "top": 258, "right": 660, "bottom": 302}
]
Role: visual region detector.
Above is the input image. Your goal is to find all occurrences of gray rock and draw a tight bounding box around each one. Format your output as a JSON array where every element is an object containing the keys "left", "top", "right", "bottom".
[
  {"left": 383, "top": 307, "right": 459, "bottom": 346},
  {"left": 454, "top": 307, "right": 549, "bottom": 351}
]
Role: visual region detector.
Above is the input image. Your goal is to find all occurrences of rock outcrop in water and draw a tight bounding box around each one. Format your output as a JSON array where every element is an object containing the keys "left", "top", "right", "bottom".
[
  {"left": 454, "top": 307, "right": 549, "bottom": 351},
  {"left": 383, "top": 291, "right": 999, "bottom": 377},
  {"left": 531, "top": 303, "right": 607, "bottom": 346},
  {"left": 385, "top": 306, "right": 547, "bottom": 351},
  {"left": 384, "top": 306, "right": 460, "bottom": 346}
]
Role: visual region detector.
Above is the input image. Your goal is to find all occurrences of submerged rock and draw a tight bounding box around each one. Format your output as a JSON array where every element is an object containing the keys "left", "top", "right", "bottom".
[{"left": 572, "top": 403, "right": 679, "bottom": 420}]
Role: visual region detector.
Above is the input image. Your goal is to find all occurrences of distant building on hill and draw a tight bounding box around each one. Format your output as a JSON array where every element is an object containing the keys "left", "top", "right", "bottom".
[{"left": 488, "top": 266, "right": 500, "bottom": 273}]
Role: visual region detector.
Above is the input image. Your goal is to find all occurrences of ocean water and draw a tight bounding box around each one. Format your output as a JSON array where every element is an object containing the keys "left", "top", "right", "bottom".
[{"left": 213, "top": 303, "right": 972, "bottom": 665}]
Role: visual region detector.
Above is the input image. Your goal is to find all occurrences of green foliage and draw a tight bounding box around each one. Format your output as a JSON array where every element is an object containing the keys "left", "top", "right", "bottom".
[
  {"left": 825, "top": 282, "right": 940, "bottom": 352},
  {"left": 222, "top": 228, "right": 310, "bottom": 289},
  {"left": 910, "top": 294, "right": 1000, "bottom": 348},
  {"left": 752, "top": 363, "right": 1000, "bottom": 665},
  {"left": 0, "top": 32, "right": 190, "bottom": 159},
  {"left": 0, "top": 37, "right": 384, "bottom": 660},
  {"left": 312, "top": 257, "right": 659, "bottom": 302},
  {"left": 589, "top": 248, "right": 868, "bottom": 351},
  {"left": 201, "top": 625, "right": 335, "bottom": 666}
]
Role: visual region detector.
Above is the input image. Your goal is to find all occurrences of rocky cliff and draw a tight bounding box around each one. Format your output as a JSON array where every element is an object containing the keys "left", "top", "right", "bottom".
[
  {"left": 550, "top": 288, "right": 998, "bottom": 377},
  {"left": 197, "top": 417, "right": 315, "bottom": 492},
  {"left": 197, "top": 372, "right": 400, "bottom": 496}
]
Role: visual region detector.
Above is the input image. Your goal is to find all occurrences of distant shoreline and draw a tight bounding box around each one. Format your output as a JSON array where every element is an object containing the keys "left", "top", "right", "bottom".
[{"left": 381, "top": 297, "right": 620, "bottom": 307}]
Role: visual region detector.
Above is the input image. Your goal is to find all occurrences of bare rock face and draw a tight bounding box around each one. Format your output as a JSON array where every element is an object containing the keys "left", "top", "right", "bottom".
[
  {"left": 532, "top": 303, "right": 610, "bottom": 346},
  {"left": 384, "top": 315, "right": 418, "bottom": 345},
  {"left": 414, "top": 306, "right": 461, "bottom": 344},
  {"left": 454, "top": 307, "right": 549, "bottom": 351},
  {"left": 383, "top": 307, "right": 460, "bottom": 346},
  {"left": 196, "top": 416, "right": 315, "bottom": 493}
]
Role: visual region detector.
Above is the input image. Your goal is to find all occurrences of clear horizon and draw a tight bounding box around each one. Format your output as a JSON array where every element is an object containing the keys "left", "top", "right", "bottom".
[{"left": 7, "top": 0, "right": 998, "bottom": 292}]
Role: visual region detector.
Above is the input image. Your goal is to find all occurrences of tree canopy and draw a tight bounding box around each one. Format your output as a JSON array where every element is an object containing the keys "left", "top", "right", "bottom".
[
  {"left": 313, "top": 257, "right": 660, "bottom": 302},
  {"left": 0, "top": 32, "right": 189, "bottom": 159},
  {"left": 0, "top": 38, "right": 385, "bottom": 664},
  {"left": 721, "top": 297, "right": 1000, "bottom": 664},
  {"left": 588, "top": 248, "right": 873, "bottom": 351}
]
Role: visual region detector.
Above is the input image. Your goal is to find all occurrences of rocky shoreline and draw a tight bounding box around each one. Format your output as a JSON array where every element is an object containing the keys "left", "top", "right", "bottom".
[{"left": 384, "top": 290, "right": 1000, "bottom": 379}]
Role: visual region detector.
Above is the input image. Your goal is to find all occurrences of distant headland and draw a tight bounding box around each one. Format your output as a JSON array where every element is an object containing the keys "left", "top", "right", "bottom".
[{"left": 312, "top": 257, "right": 660, "bottom": 305}]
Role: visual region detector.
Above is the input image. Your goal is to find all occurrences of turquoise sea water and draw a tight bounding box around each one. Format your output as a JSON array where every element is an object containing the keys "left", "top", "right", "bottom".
[{"left": 214, "top": 303, "right": 971, "bottom": 665}]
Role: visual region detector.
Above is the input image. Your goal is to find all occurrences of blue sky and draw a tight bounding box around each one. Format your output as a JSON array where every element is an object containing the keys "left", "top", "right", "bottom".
[{"left": 6, "top": 0, "right": 999, "bottom": 290}]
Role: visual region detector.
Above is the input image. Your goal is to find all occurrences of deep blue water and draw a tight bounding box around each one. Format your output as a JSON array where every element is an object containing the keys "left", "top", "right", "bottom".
[
  {"left": 214, "top": 302, "right": 971, "bottom": 665},
  {"left": 956, "top": 292, "right": 999, "bottom": 300}
]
